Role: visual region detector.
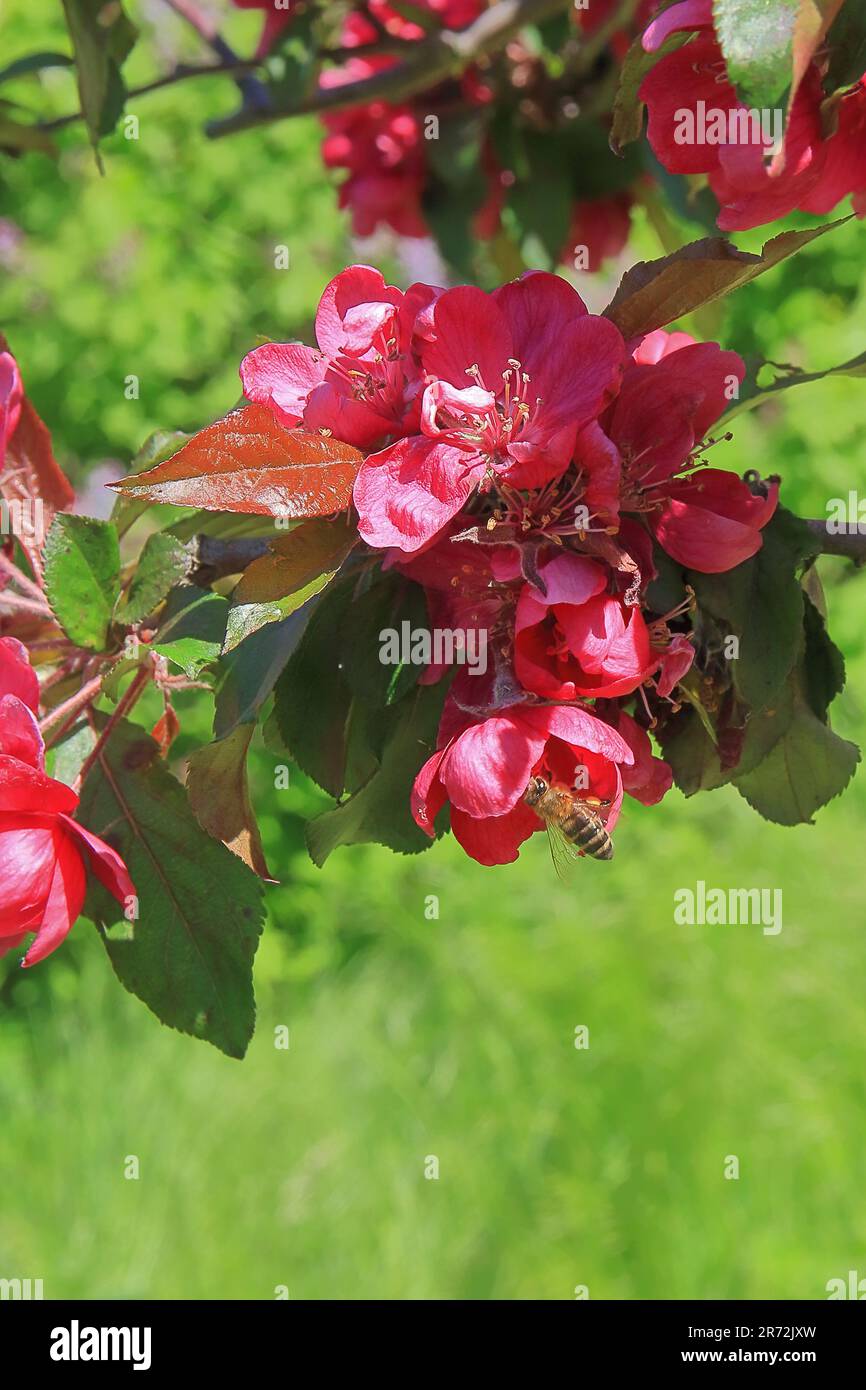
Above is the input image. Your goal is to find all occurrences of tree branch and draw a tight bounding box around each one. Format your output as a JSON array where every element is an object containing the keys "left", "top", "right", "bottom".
[
  {"left": 188, "top": 534, "right": 272, "bottom": 584},
  {"left": 162, "top": 0, "right": 271, "bottom": 110},
  {"left": 41, "top": 60, "right": 262, "bottom": 133},
  {"left": 806, "top": 519, "right": 866, "bottom": 564},
  {"left": 207, "top": 0, "right": 574, "bottom": 138}
]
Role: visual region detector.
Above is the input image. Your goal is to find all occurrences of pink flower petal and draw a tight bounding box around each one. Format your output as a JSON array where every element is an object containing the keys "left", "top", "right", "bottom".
[
  {"left": 0, "top": 694, "right": 44, "bottom": 770},
  {"left": 410, "top": 748, "right": 449, "bottom": 836},
  {"left": 653, "top": 471, "right": 778, "bottom": 572},
  {"left": 0, "top": 756, "right": 79, "bottom": 814},
  {"left": 61, "top": 816, "right": 136, "bottom": 908},
  {"left": 441, "top": 713, "right": 547, "bottom": 817},
  {"left": 314, "top": 265, "right": 403, "bottom": 356},
  {"left": 420, "top": 286, "right": 512, "bottom": 392},
  {"left": 0, "top": 635, "right": 40, "bottom": 712},
  {"left": 642, "top": 0, "right": 713, "bottom": 52},
  {"left": 450, "top": 800, "right": 540, "bottom": 866},
  {"left": 519, "top": 705, "right": 634, "bottom": 766},
  {"left": 354, "top": 436, "right": 484, "bottom": 552},
  {"left": 240, "top": 343, "right": 326, "bottom": 425},
  {"left": 0, "top": 815, "right": 56, "bottom": 932},
  {"left": 21, "top": 826, "right": 87, "bottom": 966}
]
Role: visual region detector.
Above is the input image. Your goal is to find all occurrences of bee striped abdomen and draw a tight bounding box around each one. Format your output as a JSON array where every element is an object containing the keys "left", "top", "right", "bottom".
[{"left": 569, "top": 814, "right": 613, "bottom": 860}]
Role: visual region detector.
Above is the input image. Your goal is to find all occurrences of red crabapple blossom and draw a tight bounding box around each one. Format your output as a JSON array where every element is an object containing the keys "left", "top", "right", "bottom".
[
  {"left": 639, "top": 0, "right": 866, "bottom": 231},
  {"left": 0, "top": 638, "right": 135, "bottom": 965},
  {"left": 237, "top": 263, "right": 781, "bottom": 867}
]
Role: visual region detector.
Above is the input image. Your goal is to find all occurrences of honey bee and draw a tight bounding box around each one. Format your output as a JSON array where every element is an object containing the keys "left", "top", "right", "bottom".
[{"left": 523, "top": 775, "right": 613, "bottom": 876}]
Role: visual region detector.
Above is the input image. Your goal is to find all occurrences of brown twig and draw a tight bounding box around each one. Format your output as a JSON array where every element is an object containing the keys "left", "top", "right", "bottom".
[
  {"left": 0, "top": 589, "right": 53, "bottom": 618},
  {"left": 207, "top": 0, "right": 574, "bottom": 138},
  {"left": 806, "top": 519, "right": 866, "bottom": 564},
  {"left": 189, "top": 534, "right": 272, "bottom": 583},
  {"left": 41, "top": 60, "right": 262, "bottom": 134},
  {"left": 0, "top": 550, "right": 46, "bottom": 603},
  {"left": 39, "top": 675, "right": 105, "bottom": 737},
  {"left": 74, "top": 663, "right": 152, "bottom": 791}
]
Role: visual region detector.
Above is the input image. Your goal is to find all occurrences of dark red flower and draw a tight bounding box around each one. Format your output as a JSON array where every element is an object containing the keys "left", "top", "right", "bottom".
[
  {"left": 639, "top": 0, "right": 866, "bottom": 230},
  {"left": 412, "top": 700, "right": 633, "bottom": 865},
  {"left": 576, "top": 329, "right": 776, "bottom": 572},
  {"left": 354, "top": 272, "right": 625, "bottom": 551},
  {"left": 563, "top": 193, "right": 634, "bottom": 272},
  {"left": 0, "top": 639, "right": 135, "bottom": 965},
  {"left": 513, "top": 551, "right": 656, "bottom": 700},
  {"left": 241, "top": 265, "right": 436, "bottom": 450}
]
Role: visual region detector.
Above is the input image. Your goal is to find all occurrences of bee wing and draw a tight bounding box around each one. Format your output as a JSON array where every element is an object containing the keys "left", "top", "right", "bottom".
[{"left": 545, "top": 819, "right": 582, "bottom": 883}]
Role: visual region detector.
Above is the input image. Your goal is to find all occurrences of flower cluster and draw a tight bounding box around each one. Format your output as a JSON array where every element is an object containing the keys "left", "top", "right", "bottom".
[
  {"left": 0, "top": 636, "right": 134, "bottom": 965},
  {"left": 237, "top": 0, "right": 645, "bottom": 268},
  {"left": 242, "top": 264, "right": 778, "bottom": 866},
  {"left": 639, "top": 0, "right": 866, "bottom": 231}
]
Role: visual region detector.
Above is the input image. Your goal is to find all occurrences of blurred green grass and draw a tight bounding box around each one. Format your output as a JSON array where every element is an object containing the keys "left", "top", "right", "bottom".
[{"left": 1, "top": 0, "right": 866, "bottom": 1301}]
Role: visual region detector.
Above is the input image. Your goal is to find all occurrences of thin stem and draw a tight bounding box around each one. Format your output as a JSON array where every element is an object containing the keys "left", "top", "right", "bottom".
[
  {"left": 162, "top": 0, "right": 271, "bottom": 109},
  {"left": 39, "top": 675, "right": 105, "bottom": 736},
  {"left": 0, "top": 550, "right": 46, "bottom": 603},
  {"left": 41, "top": 60, "right": 261, "bottom": 133},
  {"left": 74, "top": 664, "right": 152, "bottom": 791},
  {"left": 0, "top": 590, "right": 52, "bottom": 617}
]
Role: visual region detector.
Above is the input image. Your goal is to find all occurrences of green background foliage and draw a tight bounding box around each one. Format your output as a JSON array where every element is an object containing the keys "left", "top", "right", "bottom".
[{"left": 1, "top": 0, "right": 866, "bottom": 1299}]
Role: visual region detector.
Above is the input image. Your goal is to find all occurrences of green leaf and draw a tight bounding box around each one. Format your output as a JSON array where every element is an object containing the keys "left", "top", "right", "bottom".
[
  {"left": 0, "top": 52, "right": 75, "bottom": 85},
  {"left": 734, "top": 679, "right": 859, "bottom": 824},
  {"left": 688, "top": 507, "right": 818, "bottom": 713},
  {"left": 117, "top": 532, "right": 190, "bottom": 625},
  {"left": 802, "top": 592, "right": 846, "bottom": 720},
  {"left": 610, "top": 16, "right": 692, "bottom": 153},
  {"left": 43, "top": 513, "right": 120, "bottom": 650},
  {"left": 305, "top": 683, "right": 447, "bottom": 865},
  {"left": 603, "top": 220, "right": 849, "bottom": 338},
  {"left": 423, "top": 183, "right": 486, "bottom": 277},
  {"left": 213, "top": 607, "right": 310, "bottom": 739},
  {"left": 48, "top": 717, "right": 96, "bottom": 787},
  {"left": 151, "top": 585, "right": 228, "bottom": 678},
  {"left": 425, "top": 109, "right": 486, "bottom": 189},
  {"left": 61, "top": 0, "right": 137, "bottom": 161},
  {"left": 713, "top": 0, "right": 799, "bottom": 107},
  {"left": 340, "top": 573, "right": 427, "bottom": 708},
  {"left": 272, "top": 579, "right": 355, "bottom": 797},
  {"left": 223, "top": 516, "right": 355, "bottom": 653},
  {"left": 503, "top": 132, "right": 574, "bottom": 264},
  {"left": 78, "top": 718, "right": 264, "bottom": 1059},
  {"left": 167, "top": 511, "right": 277, "bottom": 542},
  {"left": 824, "top": 1, "right": 866, "bottom": 93},
  {"left": 657, "top": 707, "right": 729, "bottom": 796}
]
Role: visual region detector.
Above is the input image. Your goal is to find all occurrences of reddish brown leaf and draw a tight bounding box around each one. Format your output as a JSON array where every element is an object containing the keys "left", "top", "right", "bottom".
[
  {"left": 604, "top": 222, "right": 848, "bottom": 339},
  {"left": 151, "top": 701, "right": 181, "bottom": 758},
  {"left": 186, "top": 725, "right": 274, "bottom": 881},
  {"left": 110, "top": 403, "right": 363, "bottom": 520}
]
